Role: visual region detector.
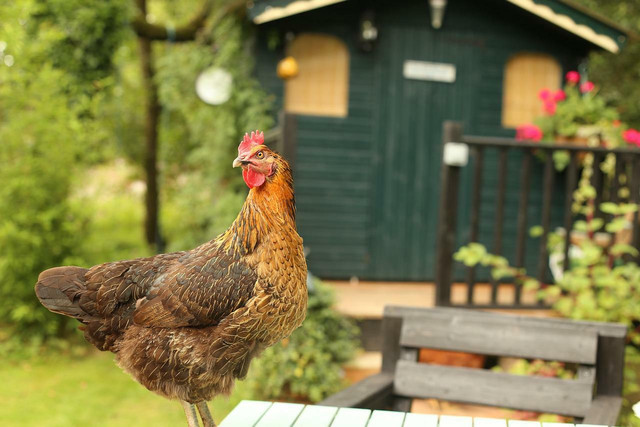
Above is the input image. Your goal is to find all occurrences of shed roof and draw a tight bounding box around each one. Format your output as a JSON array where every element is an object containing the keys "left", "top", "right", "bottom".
[{"left": 248, "top": 0, "right": 628, "bottom": 53}]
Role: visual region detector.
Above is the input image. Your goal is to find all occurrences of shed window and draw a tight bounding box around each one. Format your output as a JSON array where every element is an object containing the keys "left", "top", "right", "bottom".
[
  {"left": 285, "top": 34, "right": 349, "bottom": 117},
  {"left": 501, "top": 53, "right": 561, "bottom": 128}
]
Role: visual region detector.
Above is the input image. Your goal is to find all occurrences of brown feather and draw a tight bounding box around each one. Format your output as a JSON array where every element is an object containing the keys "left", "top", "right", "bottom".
[{"left": 34, "top": 146, "right": 308, "bottom": 403}]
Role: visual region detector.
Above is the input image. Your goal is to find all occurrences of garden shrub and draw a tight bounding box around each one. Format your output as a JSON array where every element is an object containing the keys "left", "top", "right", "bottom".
[
  {"left": 454, "top": 156, "right": 640, "bottom": 425},
  {"left": 250, "top": 277, "right": 359, "bottom": 403},
  {"left": 0, "top": 65, "right": 89, "bottom": 346}
]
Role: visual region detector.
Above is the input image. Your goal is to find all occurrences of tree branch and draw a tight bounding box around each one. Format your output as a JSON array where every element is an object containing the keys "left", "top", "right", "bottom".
[{"left": 132, "top": 0, "right": 246, "bottom": 42}]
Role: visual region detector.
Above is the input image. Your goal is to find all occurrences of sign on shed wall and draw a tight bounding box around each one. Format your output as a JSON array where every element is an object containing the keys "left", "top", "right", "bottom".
[{"left": 403, "top": 60, "right": 456, "bottom": 83}]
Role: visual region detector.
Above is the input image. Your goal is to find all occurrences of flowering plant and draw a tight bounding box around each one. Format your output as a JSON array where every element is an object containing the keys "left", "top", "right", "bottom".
[
  {"left": 516, "top": 71, "right": 640, "bottom": 169},
  {"left": 531, "top": 71, "right": 618, "bottom": 142}
]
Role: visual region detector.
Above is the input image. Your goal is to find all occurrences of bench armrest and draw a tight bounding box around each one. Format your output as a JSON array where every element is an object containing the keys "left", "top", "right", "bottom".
[
  {"left": 318, "top": 372, "right": 394, "bottom": 409},
  {"left": 583, "top": 395, "right": 623, "bottom": 426}
]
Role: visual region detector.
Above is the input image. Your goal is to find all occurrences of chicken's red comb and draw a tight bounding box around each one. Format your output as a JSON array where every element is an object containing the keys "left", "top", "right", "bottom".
[{"left": 238, "top": 130, "right": 265, "bottom": 155}]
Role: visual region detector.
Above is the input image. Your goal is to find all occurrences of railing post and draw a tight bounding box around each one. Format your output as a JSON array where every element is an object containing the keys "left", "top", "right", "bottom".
[
  {"left": 281, "top": 111, "right": 298, "bottom": 172},
  {"left": 435, "top": 121, "right": 463, "bottom": 306}
]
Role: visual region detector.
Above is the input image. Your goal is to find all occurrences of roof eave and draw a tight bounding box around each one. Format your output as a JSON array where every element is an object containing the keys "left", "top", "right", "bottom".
[
  {"left": 506, "top": 0, "right": 626, "bottom": 53},
  {"left": 249, "top": 0, "right": 347, "bottom": 24}
]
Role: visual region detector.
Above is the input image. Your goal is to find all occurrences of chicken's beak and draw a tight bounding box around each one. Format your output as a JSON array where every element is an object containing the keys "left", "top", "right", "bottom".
[{"left": 232, "top": 157, "right": 243, "bottom": 168}]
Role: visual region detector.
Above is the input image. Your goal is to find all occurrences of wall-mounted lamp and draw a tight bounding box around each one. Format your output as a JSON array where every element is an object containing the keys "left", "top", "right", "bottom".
[
  {"left": 358, "top": 10, "right": 378, "bottom": 52},
  {"left": 429, "top": 0, "right": 447, "bottom": 29}
]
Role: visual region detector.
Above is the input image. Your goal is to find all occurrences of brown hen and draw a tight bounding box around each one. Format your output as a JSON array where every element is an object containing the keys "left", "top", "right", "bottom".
[{"left": 35, "top": 131, "right": 308, "bottom": 427}]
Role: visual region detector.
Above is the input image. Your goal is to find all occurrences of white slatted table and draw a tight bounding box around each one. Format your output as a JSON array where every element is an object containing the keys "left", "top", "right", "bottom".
[{"left": 220, "top": 400, "right": 614, "bottom": 427}]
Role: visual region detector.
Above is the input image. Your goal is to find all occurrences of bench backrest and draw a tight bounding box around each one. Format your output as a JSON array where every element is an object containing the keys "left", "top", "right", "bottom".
[{"left": 381, "top": 306, "right": 627, "bottom": 418}]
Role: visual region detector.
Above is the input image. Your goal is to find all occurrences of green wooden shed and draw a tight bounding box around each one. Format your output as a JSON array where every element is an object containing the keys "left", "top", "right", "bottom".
[{"left": 249, "top": 0, "right": 627, "bottom": 281}]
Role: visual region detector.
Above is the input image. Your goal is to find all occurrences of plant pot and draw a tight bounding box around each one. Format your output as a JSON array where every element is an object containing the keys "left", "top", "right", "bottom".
[
  {"left": 419, "top": 349, "right": 485, "bottom": 368},
  {"left": 554, "top": 135, "right": 590, "bottom": 163}
]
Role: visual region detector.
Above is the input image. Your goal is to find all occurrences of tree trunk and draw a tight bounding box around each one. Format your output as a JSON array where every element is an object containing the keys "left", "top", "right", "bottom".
[
  {"left": 132, "top": 0, "right": 244, "bottom": 252},
  {"left": 137, "top": 0, "right": 163, "bottom": 252}
]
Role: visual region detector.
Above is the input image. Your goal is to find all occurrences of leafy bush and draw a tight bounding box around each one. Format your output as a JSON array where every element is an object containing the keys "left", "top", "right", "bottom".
[
  {"left": 454, "top": 156, "right": 640, "bottom": 425},
  {"left": 0, "top": 2, "right": 136, "bottom": 350},
  {"left": 250, "top": 277, "right": 359, "bottom": 403},
  {"left": 455, "top": 165, "right": 640, "bottom": 340},
  {"left": 156, "top": 15, "right": 275, "bottom": 251},
  {"left": 29, "top": 0, "right": 130, "bottom": 88},
  {"left": 0, "top": 64, "right": 88, "bottom": 344}
]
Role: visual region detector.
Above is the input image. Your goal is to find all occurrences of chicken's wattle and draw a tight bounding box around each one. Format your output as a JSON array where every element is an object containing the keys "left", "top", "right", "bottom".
[{"left": 243, "top": 168, "right": 266, "bottom": 188}]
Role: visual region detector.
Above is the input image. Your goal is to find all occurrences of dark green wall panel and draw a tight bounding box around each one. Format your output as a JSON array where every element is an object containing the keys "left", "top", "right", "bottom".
[{"left": 254, "top": 0, "right": 595, "bottom": 281}]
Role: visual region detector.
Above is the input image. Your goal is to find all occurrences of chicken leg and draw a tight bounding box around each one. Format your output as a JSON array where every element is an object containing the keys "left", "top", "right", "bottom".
[
  {"left": 196, "top": 401, "right": 216, "bottom": 427},
  {"left": 181, "top": 400, "right": 200, "bottom": 427}
]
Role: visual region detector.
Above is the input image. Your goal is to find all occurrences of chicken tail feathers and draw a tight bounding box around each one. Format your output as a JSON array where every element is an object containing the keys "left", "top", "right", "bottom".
[{"left": 35, "top": 266, "right": 90, "bottom": 320}]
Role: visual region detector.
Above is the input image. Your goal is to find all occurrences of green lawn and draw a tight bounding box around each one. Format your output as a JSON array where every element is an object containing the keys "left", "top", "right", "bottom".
[{"left": 0, "top": 350, "right": 253, "bottom": 426}]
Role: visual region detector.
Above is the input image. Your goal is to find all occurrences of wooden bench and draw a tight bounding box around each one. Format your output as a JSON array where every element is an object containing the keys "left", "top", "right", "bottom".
[{"left": 319, "top": 306, "right": 627, "bottom": 426}]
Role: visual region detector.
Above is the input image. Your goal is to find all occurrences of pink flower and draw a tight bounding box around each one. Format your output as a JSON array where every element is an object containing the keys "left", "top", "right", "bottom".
[
  {"left": 516, "top": 124, "right": 543, "bottom": 141},
  {"left": 566, "top": 71, "right": 580, "bottom": 84},
  {"left": 538, "top": 89, "right": 552, "bottom": 101},
  {"left": 623, "top": 129, "right": 640, "bottom": 147},
  {"left": 553, "top": 89, "right": 566, "bottom": 102},
  {"left": 580, "top": 81, "right": 595, "bottom": 93},
  {"left": 543, "top": 100, "right": 557, "bottom": 115}
]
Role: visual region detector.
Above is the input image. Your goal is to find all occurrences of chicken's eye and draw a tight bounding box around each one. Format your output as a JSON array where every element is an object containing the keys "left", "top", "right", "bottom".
[{"left": 255, "top": 151, "right": 265, "bottom": 159}]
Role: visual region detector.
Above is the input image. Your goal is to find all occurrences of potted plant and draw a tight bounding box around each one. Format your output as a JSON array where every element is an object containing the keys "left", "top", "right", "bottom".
[{"left": 515, "top": 71, "right": 640, "bottom": 170}]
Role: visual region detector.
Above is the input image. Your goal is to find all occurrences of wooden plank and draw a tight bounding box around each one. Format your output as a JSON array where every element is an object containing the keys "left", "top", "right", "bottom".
[
  {"left": 435, "top": 121, "right": 463, "bottom": 306},
  {"left": 282, "top": 113, "right": 298, "bottom": 172},
  {"left": 439, "top": 415, "right": 473, "bottom": 427},
  {"left": 393, "top": 361, "right": 594, "bottom": 417},
  {"left": 220, "top": 400, "right": 273, "bottom": 427},
  {"left": 563, "top": 153, "right": 578, "bottom": 271},
  {"left": 491, "top": 147, "right": 508, "bottom": 304},
  {"left": 254, "top": 402, "right": 305, "bottom": 427},
  {"left": 401, "top": 413, "right": 438, "bottom": 427},
  {"left": 400, "top": 314, "right": 598, "bottom": 364},
  {"left": 474, "top": 418, "right": 508, "bottom": 427},
  {"left": 329, "top": 407, "right": 371, "bottom": 427},
  {"left": 393, "top": 348, "right": 418, "bottom": 412},
  {"left": 381, "top": 316, "right": 403, "bottom": 374},
  {"left": 537, "top": 153, "right": 554, "bottom": 284},
  {"left": 292, "top": 405, "right": 338, "bottom": 427},
  {"left": 318, "top": 373, "right": 393, "bottom": 408},
  {"left": 514, "top": 149, "right": 532, "bottom": 304},
  {"left": 591, "top": 153, "right": 604, "bottom": 222},
  {"left": 367, "top": 410, "right": 404, "bottom": 427},
  {"left": 508, "top": 422, "right": 542, "bottom": 427},
  {"left": 465, "top": 146, "right": 484, "bottom": 300},
  {"left": 384, "top": 305, "right": 627, "bottom": 339},
  {"left": 582, "top": 395, "right": 623, "bottom": 426},
  {"left": 595, "top": 335, "right": 626, "bottom": 396}
]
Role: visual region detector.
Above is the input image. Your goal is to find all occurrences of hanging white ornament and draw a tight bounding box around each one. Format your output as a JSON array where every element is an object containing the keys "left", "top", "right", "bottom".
[{"left": 195, "top": 66, "right": 233, "bottom": 105}]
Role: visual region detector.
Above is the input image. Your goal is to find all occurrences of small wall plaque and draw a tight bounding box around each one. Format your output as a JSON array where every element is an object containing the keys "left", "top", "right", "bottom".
[
  {"left": 403, "top": 60, "right": 456, "bottom": 83},
  {"left": 443, "top": 142, "right": 469, "bottom": 166}
]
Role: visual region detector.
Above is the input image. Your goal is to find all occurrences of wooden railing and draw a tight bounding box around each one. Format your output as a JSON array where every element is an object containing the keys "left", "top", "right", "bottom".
[
  {"left": 264, "top": 112, "right": 297, "bottom": 171},
  {"left": 435, "top": 121, "right": 640, "bottom": 308}
]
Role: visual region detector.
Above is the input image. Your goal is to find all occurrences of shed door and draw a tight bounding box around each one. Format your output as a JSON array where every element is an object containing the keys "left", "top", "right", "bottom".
[{"left": 369, "top": 26, "right": 477, "bottom": 281}]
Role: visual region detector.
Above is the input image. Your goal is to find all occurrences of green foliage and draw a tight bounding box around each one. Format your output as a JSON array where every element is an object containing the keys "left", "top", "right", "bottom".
[
  {"left": 0, "top": 0, "right": 276, "bottom": 348},
  {"left": 455, "top": 200, "right": 640, "bottom": 340},
  {"left": 454, "top": 161, "right": 640, "bottom": 424},
  {"left": 0, "top": 1, "right": 142, "bottom": 347},
  {"left": 157, "top": 15, "right": 275, "bottom": 251},
  {"left": 250, "top": 278, "right": 359, "bottom": 403},
  {"left": 28, "top": 0, "right": 130, "bottom": 89},
  {"left": 576, "top": 0, "right": 640, "bottom": 130},
  {"left": 536, "top": 85, "right": 619, "bottom": 140},
  {"left": 0, "top": 62, "right": 88, "bottom": 341}
]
